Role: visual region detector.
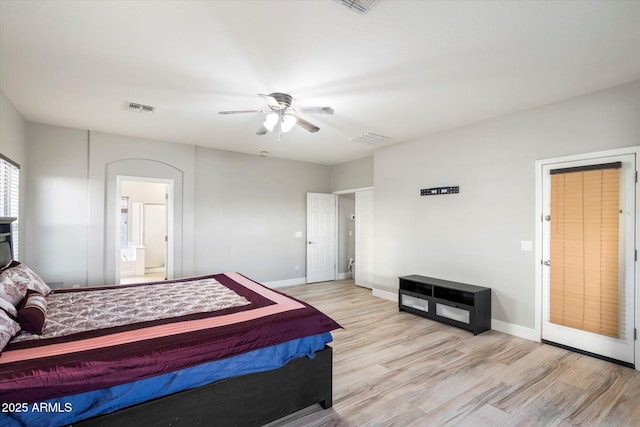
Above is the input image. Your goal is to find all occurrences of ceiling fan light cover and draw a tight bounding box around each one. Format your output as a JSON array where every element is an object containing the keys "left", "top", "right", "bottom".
[
  {"left": 263, "top": 113, "right": 279, "bottom": 131},
  {"left": 281, "top": 114, "right": 297, "bottom": 133}
]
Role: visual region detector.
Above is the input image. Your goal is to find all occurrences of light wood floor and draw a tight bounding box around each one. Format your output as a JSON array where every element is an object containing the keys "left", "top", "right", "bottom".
[
  {"left": 120, "top": 271, "right": 166, "bottom": 285},
  {"left": 268, "top": 280, "right": 640, "bottom": 427}
]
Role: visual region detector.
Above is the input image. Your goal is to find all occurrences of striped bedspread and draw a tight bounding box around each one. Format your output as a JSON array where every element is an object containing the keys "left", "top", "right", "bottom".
[{"left": 0, "top": 272, "right": 341, "bottom": 403}]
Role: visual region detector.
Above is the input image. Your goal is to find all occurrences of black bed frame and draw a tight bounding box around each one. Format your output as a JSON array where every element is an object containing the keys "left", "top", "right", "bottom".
[{"left": 73, "top": 346, "right": 332, "bottom": 427}]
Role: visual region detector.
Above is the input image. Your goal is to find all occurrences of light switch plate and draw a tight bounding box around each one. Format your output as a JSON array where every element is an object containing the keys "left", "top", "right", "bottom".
[
  {"left": 520, "top": 241, "right": 533, "bottom": 251},
  {"left": 295, "top": 231, "right": 303, "bottom": 238}
]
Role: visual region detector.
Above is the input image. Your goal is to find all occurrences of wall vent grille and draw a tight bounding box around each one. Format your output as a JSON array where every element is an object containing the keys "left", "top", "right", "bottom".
[
  {"left": 334, "top": 0, "right": 381, "bottom": 15},
  {"left": 348, "top": 132, "right": 392, "bottom": 144}
]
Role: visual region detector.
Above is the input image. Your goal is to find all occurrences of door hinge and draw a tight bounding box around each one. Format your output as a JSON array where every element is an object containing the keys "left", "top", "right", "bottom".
[
  {"left": 636, "top": 249, "right": 638, "bottom": 262},
  {"left": 635, "top": 328, "right": 637, "bottom": 340},
  {"left": 635, "top": 170, "right": 638, "bottom": 183}
]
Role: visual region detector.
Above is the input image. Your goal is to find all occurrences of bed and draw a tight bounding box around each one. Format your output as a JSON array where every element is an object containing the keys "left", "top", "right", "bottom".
[{"left": 0, "top": 218, "right": 340, "bottom": 426}]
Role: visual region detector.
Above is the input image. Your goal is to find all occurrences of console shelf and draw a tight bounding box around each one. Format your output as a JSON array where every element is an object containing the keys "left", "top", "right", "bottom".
[{"left": 398, "top": 275, "right": 491, "bottom": 335}]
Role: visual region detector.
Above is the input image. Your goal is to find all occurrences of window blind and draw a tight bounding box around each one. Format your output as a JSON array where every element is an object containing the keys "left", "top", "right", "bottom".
[
  {"left": 549, "top": 164, "right": 620, "bottom": 338},
  {"left": 0, "top": 154, "right": 19, "bottom": 260}
]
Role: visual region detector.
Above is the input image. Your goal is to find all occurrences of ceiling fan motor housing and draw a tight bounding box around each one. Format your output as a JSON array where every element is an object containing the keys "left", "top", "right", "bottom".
[{"left": 269, "top": 92, "right": 292, "bottom": 108}]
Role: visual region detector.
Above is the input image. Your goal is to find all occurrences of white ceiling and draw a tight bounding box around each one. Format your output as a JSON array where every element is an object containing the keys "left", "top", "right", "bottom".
[{"left": 1, "top": 1, "right": 639, "bottom": 166}]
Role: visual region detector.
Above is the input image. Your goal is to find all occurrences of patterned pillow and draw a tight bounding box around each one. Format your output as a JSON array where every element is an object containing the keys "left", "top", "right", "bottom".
[
  {"left": 2, "top": 262, "right": 51, "bottom": 297},
  {"left": 0, "top": 270, "right": 28, "bottom": 307},
  {"left": 0, "top": 307, "right": 20, "bottom": 352},
  {"left": 18, "top": 291, "right": 47, "bottom": 334},
  {"left": 0, "top": 296, "right": 18, "bottom": 317}
]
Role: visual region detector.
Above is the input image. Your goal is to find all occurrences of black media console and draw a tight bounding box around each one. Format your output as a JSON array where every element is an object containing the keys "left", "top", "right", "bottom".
[{"left": 398, "top": 275, "right": 491, "bottom": 335}]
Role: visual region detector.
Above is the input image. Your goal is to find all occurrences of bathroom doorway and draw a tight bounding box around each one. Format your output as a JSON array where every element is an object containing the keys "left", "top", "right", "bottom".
[
  {"left": 334, "top": 187, "right": 374, "bottom": 288},
  {"left": 337, "top": 194, "right": 356, "bottom": 280},
  {"left": 118, "top": 178, "right": 171, "bottom": 284}
]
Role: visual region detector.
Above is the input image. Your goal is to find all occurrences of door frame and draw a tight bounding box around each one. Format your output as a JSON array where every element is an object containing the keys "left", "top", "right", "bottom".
[
  {"left": 354, "top": 189, "right": 374, "bottom": 289},
  {"left": 115, "top": 176, "right": 174, "bottom": 282},
  {"left": 534, "top": 146, "right": 639, "bottom": 370},
  {"left": 333, "top": 186, "right": 374, "bottom": 287}
]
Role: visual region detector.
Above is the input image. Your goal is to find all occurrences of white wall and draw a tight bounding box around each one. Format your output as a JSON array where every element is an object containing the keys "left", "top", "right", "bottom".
[
  {"left": 332, "top": 156, "right": 373, "bottom": 192},
  {"left": 193, "top": 146, "right": 332, "bottom": 282},
  {"left": 20, "top": 79, "right": 639, "bottom": 320},
  {"left": 25, "top": 123, "right": 88, "bottom": 284},
  {"left": 24, "top": 124, "right": 333, "bottom": 286},
  {"left": 0, "top": 91, "right": 27, "bottom": 260},
  {"left": 373, "top": 80, "right": 640, "bottom": 332},
  {"left": 0, "top": 92, "right": 26, "bottom": 169}
]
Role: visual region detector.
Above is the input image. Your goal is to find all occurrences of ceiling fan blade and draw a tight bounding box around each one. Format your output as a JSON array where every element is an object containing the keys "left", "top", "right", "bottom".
[
  {"left": 258, "top": 94, "right": 282, "bottom": 109},
  {"left": 293, "top": 115, "right": 320, "bottom": 133},
  {"left": 218, "top": 109, "right": 263, "bottom": 115},
  {"left": 295, "top": 106, "right": 334, "bottom": 115},
  {"left": 256, "top": 125, "right": 269, "bottom": 136}
]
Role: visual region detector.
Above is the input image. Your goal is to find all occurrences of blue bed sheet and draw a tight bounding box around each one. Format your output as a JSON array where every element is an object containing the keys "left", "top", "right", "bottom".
[{"left": 1, "top": 332, "right": 332, "bottom": 427}]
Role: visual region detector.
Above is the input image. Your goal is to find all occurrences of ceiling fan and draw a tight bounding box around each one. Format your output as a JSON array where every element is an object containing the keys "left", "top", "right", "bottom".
[{"left": 219, "top": 92, "right": 334, "bottom": 136}]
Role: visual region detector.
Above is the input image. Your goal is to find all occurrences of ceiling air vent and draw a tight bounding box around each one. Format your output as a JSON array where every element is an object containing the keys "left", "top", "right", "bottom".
[
  {"left": 127, "top": 102, "right": 155, "bottom": 114},
  {"left": 348, "top": 132, "right": 392, "bottom": 144},
  {"left": 334, "top": 0, "right": 381, "bottom": 15}
]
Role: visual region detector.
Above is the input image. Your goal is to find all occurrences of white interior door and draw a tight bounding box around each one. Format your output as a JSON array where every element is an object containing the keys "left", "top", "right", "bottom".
[
  {"left": 307, "top": 193, "right": 336, "bottom": 283},
  {"left": 355, "top": 190, "right": 374, "bottom": 289},
  {"left": 143, "top": 203, "right": 167, "bottom": 271},
  {"left": 541, "top": 153, "right": 636, "bottom": 365}
]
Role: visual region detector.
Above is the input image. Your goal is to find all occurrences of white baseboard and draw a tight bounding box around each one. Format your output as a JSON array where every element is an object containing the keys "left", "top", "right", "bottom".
[
  {"left": 490, "top": 318, "right": 539, "bottom": 342},
  {"left": 372, "top": 288, "right": 397, "bottom": 302},
  {"left": 263, "top": 277, "right": 307, "bottom": 288},
  {"left": 370, "top": 287, "right": 539, "bottom": 343},
  {"left": 266, "top": 274, "right": 355, "bottom": 288}
]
